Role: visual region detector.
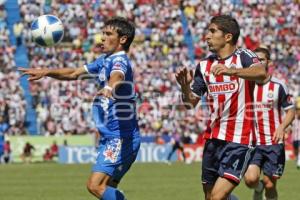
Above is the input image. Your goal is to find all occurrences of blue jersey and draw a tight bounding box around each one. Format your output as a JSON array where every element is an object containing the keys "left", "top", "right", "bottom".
[{"left": 84, "top": 51, "right": 139, "bottom": 138}]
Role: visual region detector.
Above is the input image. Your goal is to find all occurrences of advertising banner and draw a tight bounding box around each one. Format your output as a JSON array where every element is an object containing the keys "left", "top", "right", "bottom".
[
  {"left": 58, "top": 143, "right": 295, "bottom": 164},
  {"left": 7, "top": 135, "right": 94, "bottom": 162}
]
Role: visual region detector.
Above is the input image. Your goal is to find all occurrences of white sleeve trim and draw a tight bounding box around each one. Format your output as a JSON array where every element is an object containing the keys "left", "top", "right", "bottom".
[
  {"left": 110, "top": 69, "right": 125, "bottom": 77},
  {"left": 83, "top": 64, "right": 91, "bottom": 74},
  {"left": 283, "top": 105, "right": 295, "bottom": 111}
]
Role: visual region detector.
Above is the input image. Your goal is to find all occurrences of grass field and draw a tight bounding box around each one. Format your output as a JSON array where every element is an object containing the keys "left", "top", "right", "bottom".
[{"left": 0, "top": 161, "right": 299, "bottom": 200}]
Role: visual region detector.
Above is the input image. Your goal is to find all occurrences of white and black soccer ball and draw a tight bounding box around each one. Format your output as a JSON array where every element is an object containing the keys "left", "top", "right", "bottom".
[{"left": 31, "top": 15, "right": 64, "bottom": 47}]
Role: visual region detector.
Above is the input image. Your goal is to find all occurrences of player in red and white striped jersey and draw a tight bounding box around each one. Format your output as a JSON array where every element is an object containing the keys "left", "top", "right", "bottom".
[
  {"left": 176, "top": 15, "right": 267, "bottom": 200},
  {"left": 292, "top": 109, "right": 300, "bottom": 169},
  {"left": 244, "top": 47, "right": 295, "bottom": 200}
]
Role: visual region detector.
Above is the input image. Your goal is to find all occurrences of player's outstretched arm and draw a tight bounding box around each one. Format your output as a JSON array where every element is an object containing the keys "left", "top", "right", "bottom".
[
  {"left": 19, "top": 66, "right": 87, "bottom": 81},
  {"left": 211, "top": 63, "right": 267, "bottom": 81},
  {"left": 273, "top": 108, "right": 295, "bottom": 143},
  {"left": 175, "top": 67, "right": 200, "bottom": 109}
]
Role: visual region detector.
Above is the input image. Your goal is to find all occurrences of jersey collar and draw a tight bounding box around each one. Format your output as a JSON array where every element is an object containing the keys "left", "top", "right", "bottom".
[{"left": 106, "top": 51, "right": 126, "bottom": 58}]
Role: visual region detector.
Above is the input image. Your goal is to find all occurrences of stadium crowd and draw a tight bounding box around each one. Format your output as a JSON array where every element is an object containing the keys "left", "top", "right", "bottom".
[
  {"left": 0, "top": 0, "right": 299, "bottom": 142},
  {"left": 0, "top": 0, "right": 26, "bottom": 135}
]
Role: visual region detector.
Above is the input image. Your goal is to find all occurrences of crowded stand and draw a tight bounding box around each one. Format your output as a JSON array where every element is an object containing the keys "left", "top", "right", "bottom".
[
  {"left": 0, "top": 1, "right": 26, "bottom": 135},
  {"left": 1, "top": 0, "right": 299, "bottom": 143}
]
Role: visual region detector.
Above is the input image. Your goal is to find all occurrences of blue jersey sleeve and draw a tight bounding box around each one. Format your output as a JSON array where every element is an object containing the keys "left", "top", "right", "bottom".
[
  {"left": 84, "top": 56, "right": 105, "bottom": 74},
  {"left": 191, "top": 64, "right": 207, "bottom": 96},
  {"left": 110, "top": 56, "right": 128, "bottom": 76},
  {"left": 240, "top": 49, "right": 260, "bottom": 68},
  {"left": 278, "top": 83, "right": 294, "bottom": 110}
]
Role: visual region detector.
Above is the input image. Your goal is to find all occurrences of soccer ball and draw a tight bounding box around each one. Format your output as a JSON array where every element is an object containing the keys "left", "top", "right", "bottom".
[{"left": 31, "top": 15, "right": 64, "bottom": 47}]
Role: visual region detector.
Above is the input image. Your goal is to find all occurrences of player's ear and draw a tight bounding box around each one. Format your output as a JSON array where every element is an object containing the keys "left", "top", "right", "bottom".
[
  {"left": 224, "top": 33, "right": 233, "bottom": 44},
  {"left": 119, "top": 35, "right": 128, "bottom": 45}
]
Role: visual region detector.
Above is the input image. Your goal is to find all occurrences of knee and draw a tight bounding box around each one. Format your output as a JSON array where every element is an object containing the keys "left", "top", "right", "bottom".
[
  {"left": 244, "top": 174, "right": 259, "bottom": 188},
  {"left": 264, "top": 179, "right": 275, "bottom": 191},
  {"left": 86, "top": 181, "right": 106, "bottom": 197}
]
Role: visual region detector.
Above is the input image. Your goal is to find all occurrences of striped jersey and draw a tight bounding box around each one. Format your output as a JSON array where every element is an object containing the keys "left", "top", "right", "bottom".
[
  {"left": 191, "top": 48, "right": 260, "bottom": 145},
  {"left": 292, "top": 117, "right": 300, "bottom": 142},
  {"left": 253, "top": 77, "right": 294, "bottom": 145}
]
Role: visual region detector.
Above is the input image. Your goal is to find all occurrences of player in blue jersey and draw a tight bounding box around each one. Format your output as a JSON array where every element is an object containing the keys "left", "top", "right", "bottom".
[{"left": 20, "top": 17, "right": 140, "bottom": 200}]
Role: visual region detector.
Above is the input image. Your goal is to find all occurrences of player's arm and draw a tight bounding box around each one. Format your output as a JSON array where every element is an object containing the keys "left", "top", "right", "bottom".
[
  {"left": 98, "top": 71, "right": 125, "bottom": 98},
  {"left": 273, "top": 108, "right": 295, "bottom": 143},
  {"left": 176, "top": 66, "right": 207, "bottom": 109},
  {"left": 19, "top": 66, "right": 88, "bottom": 81},
  {"left": 273, "top": 84, "right": 296, "bottom": 142},
  {"left": 211, "top": 49, "right": 267, "bottom": 81},
  {"left": 211, "top": 63, "right": 267, "bottom": 81}
]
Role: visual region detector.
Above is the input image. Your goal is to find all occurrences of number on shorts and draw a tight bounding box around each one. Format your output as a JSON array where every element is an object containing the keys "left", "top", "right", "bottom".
[{"left": 232, "top": 159, "right": 240, "bottom": 171}]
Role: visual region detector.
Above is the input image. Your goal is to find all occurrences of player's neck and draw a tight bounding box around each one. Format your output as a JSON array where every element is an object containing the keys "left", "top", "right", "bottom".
[{"left": 217, "top": 45, "right": 236, "bottom": 59}]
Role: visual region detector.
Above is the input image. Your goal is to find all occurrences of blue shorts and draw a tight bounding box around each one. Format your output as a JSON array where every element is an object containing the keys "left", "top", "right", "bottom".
[
  {"left": 202, "top": 139, "right": 254, "bottom": 184},
  {"left": 250, "top": 144, "right": 285, "bottom": 179},
  {"left": 92, "top": 136, "right": 140, "bottom": 182}
]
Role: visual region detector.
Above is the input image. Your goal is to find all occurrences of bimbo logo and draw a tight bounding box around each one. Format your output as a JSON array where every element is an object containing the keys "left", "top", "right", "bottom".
[{"left": 208, "top": 81, "right": 238, "bottom": 95}]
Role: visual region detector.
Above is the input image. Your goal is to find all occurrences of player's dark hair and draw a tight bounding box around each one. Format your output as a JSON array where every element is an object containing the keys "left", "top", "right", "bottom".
[
  {"left": 210, "top": 15, "right": 240, "bottom": 45},
  {"left": 254, "top": 47, "right": 271, "bottom": 60},
  {"left": 104, "top": 17, "right": 135, "bottom": 51}
]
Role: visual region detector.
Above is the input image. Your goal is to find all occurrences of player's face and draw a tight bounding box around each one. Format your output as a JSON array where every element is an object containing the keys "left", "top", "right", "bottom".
[
  {"left": 205, "top": 23, "right": 228, "bottom": 52},
  {"left": 255, "top": 52, "right": 269, "bottom": 67},
  {"left": 101, "top": 26, "right": 123, "bottom": 54},
  {"left": 256, "top": 52, "right": 268, "bottom": 63}
]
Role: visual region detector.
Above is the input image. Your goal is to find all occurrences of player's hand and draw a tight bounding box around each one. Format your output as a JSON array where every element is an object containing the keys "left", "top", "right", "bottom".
[
  {"left": 18, "top": 67, "right": 47, "bottom": 81},
  {"left": 97, "top": 86, "right": 114, "bottom": 99},
  {"left": 211, "top": 64, "right": 235, "bottom": 76},
  {"left": 175, "top": 67, "right": 193, "bottom": 90},
  {"left": 273, "top": 125, "right": 285, "bottom": 143}
]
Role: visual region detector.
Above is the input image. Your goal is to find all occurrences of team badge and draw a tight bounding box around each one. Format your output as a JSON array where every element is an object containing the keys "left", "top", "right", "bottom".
[
  {"left": 103, "top": 138, "right": 122, "bottom": 163},
  {"left": 267, "top": 91, "right": 274, "bottom": 99}
]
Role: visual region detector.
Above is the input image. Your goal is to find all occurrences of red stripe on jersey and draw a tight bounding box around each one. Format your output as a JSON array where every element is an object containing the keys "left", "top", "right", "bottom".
[
  {"left": 268, "top": 82, "right": 276, "bottom": 144},
  {"left": 225, "top": 55, "right": 238, "bottom": 142},
  {"left": 241, "top": 80, "right": 254, "bottom": 144},
  {"left": 212, "top": 60, "right": 226, "bottom": 139},
  {"left": 204, "top": 59, "right": 213, "bottom": 139},
  {"left": 256, "top": 85, "right": 266, "bottom": 145}
]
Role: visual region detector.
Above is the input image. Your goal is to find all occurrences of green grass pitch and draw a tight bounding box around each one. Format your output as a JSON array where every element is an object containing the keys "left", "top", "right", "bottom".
[{"left": 0, "top": 161, "right": 299, "bottom": 200}]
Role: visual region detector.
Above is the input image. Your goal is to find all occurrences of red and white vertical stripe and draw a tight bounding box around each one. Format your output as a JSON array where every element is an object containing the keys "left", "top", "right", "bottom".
[
  {"left": 201, "top": 55, "right": 255, "bottom": 145},
  {"left": 254, "top": 79, "right": 284, "bottom": 145}
]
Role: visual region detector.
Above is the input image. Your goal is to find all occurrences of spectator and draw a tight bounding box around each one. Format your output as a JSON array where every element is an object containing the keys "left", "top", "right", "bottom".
[
  {"left": 3, "top": 140, "right": 11, "bottom": 163},
  {"left": 43, "top": 148, "right": 53, "bottom": 162},
  {"left": 20, "top": 142, "right": 35, "bottom": 163},
  {"left": 50, "top": 141, "right": 58, "bottom": 157}
]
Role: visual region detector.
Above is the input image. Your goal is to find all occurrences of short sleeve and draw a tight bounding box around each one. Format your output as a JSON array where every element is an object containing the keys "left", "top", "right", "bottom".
[
  {"left": 110, "top": 56, "right": 127, "bottom": 76},
  {"left": 84, "top": 56, "right": 104, "bottom": 74},
  {"left": 240, "top": 49, "right": 260, "bottom": 68},
  {"left": 278, "top": 83, "right": 294, "bottom": 110},
  {"left": 190, "top": 64, "right": 207, "bottom": 97}
]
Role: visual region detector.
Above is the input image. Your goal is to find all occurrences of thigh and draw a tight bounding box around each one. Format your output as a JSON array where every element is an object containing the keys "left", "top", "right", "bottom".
[
  {"left": 261, "top": 144, "right": 285, "bottom": 179},
  {"left": 92, "top": 136, "right": 140, "bottom": 182},
  {"left": 218, "top": 142, "right": 254, "bottom": 184},
  {"left": 87, "top": 172, "right": 111, "bottom": 187},
  {"left": 202, "top": 139, "right": 226, "bottom": 185}
]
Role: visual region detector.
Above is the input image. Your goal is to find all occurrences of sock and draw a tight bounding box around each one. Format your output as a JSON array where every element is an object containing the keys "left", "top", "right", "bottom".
[
  {"left": 255, "top": 180, "right": 264, "bottom": 192},
  {"left": 265, "top": 198, "right": 278, "bottom": 200},
  {"left": 101, "top": 186, "right": 125, "bottom": 200},
  {"left": 228, "top": 194, "right": 239, "bottom": 200},
  {"left": 297, "top": 154, "right": 300, "bottom": 166}
]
